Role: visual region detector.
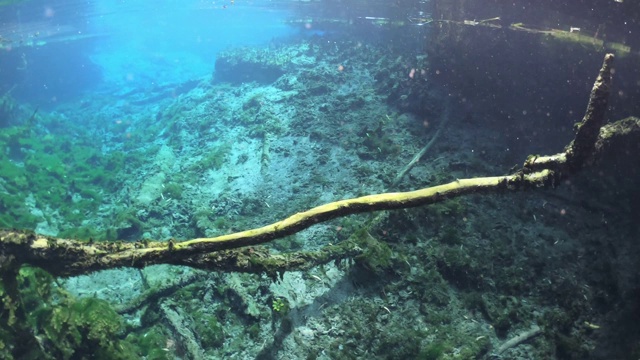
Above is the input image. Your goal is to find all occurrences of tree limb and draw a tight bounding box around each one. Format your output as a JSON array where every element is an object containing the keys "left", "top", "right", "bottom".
[{"left": 0, "top": 54, "right": 628, "bottom": 279}]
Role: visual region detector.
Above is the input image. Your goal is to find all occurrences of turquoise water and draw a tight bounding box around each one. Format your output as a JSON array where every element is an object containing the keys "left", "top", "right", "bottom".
[
  {"left": 2, "top": 0, "right": 298, "bottom": 102},
  {"left": 1, "top": 1, "right": 640, "bottom": 359}
]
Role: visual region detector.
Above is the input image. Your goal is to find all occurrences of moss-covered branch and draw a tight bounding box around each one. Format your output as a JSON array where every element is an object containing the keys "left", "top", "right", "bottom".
[
  {"left": 0, "top": 54, "right": 630, "bottom": 279},
  {"left": 0, "top": 170, "right": 552, "bottom": 277}
]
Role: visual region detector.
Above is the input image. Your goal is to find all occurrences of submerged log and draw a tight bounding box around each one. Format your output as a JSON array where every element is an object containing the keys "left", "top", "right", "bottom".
[{"left": 0, "top": 54, "right": 630, "bottom": 279}]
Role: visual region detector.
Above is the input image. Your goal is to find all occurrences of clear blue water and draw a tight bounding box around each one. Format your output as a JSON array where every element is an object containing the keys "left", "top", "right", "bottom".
[
  {"left": 1, "top": 1, "right": 640, "bottom": 359},
  {"left": 1, "top": 0, "right": 303, "bottom": 103}
]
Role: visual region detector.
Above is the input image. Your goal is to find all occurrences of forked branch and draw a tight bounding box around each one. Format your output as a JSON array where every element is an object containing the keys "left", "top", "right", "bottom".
[{"left": 1, "top": 54, "right": 633, "bottom": 279}]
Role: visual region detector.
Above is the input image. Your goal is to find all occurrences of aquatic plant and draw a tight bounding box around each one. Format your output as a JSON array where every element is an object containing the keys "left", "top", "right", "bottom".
[
  {"left": 190, "top": 142, "right": 231, "bottom": 170},
  {"left": 358, "top": 120, "right": 401, "bottom": 160},
  {"left": 272, "top": 297, "right": 289, "bottom": 314},
  {"left": 192, "top": 310, "right": 225, "bottom": 348},
  {"left": 272, "top": 234, "right": 305, "bottom": 252},
  {"left": 354, "top": 229, "right": 394, "bottom": 274},
  {"left": 418, "top": 343, "right": 447, "bottom": 360},
  {"left": 127, "top": 327, "right": 172, "bottom": 360},
  {"left": 0, "top": 267, "right": 136, "bottom": 359},
  {"left": 0, "top": 123, "right": 126, "bottom": 232},
  {"left": 163, "top": 182, "right": 183, "bottom": 200}
]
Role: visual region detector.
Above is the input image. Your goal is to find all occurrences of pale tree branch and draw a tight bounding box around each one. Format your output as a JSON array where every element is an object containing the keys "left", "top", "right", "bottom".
[{"left": 1, "top": 54, "right": 630, "bottom": 280}]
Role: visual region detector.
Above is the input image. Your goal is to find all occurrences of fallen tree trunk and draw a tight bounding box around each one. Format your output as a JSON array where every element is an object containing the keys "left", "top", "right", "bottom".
[{"left": 0, "top": 54, "right": 630, "bottom": 281}]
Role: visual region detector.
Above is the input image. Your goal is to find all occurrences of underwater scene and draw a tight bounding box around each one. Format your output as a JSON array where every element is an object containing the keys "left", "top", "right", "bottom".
[{"left": 1, "top": 0, "right": 640, "bottom": 359}]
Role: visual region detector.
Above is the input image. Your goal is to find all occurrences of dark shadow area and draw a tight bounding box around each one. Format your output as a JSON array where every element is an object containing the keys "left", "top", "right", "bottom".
[{"left": 10, "top": 41, "right": 102, "bottom": 107}]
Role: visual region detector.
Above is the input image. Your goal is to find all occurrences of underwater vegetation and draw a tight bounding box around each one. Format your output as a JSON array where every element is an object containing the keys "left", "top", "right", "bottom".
[
  {"left": 1, "top": 2, "right": 640, "bottom": 358},
  {"left": 2, "top": 267, "right": 131, "bottom": 359},
  {"left": 0, "top": 125, "right": 125, "bottom": 236}
]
